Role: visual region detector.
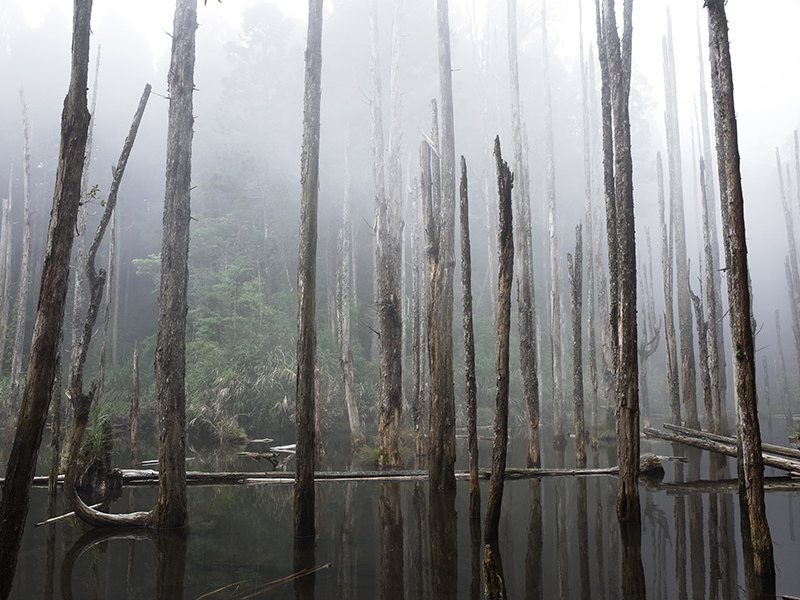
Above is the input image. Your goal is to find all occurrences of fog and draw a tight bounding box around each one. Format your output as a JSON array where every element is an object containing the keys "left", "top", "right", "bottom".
[{"left": 1, "top": 0, "right": 799, "bottom": 438}]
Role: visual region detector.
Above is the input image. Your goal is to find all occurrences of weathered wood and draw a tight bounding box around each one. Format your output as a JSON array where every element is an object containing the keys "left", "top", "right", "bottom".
[
  {"left": 35, "top": 503, "right": 103, "bottom": 527},
  {"left": 644, "top": 427, "right": 800, "bottom": 475},
  {"left": 664, "top": 423, "right": 800, "bottom": 461},
  {"left": 651, "top": 476, "right": 800, "bottom": 496}
]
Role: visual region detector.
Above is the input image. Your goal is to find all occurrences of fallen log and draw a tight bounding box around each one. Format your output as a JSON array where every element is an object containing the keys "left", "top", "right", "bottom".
[
  {"left": 34, "top": 502, "right": 104, "bottom": 527},
  {"left": 643, "top": 427, "right": 800, "bottom": 475},
  {"left": 663, "top": 422, "right": 800, "bottom": 461},
  {"left": 648, "top": 476, "right": 800, "bottom": 495}
]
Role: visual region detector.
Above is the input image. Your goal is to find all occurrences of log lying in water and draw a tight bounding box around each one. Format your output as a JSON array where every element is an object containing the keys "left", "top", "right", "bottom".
[
  {"left": 663, "top": 422, "right": 800, "bottom": 461},
  {"left": 647, "top": 476, "right": 800, "bottom": 495},
  {"left": 16, "top": 455, "right": 665, "bottom": 487},
  {"left": 643, "top": 426, "right": 800, "bottom": 475}
]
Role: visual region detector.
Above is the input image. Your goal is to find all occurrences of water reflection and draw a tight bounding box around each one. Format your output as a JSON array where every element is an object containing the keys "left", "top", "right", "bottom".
[{"left": 6, "top": 434, "right": 800, "bottom": 598}]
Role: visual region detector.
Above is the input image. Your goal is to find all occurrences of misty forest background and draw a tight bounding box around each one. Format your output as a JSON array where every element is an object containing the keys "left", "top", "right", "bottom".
[{"left": 0, "top": 0, "right": 798, "bottom": 455}]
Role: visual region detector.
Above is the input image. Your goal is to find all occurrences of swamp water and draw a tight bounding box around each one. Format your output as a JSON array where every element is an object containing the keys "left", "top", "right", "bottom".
[{"left": 3, "top": 425, "right": 800, "bottom": 599}]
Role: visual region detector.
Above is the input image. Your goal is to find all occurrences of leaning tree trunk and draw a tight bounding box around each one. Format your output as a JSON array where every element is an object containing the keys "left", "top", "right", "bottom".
[
  {"left": 65, "top": 84, "right": 151, "bottom": 527},
  {"left": 663, "top": 14, "right": 699, "bottom": 430},
  {"left": 706, "top": 0, "right": 774, "bottom": 578},
  {"left": 294, "top": 0, "right": 324, "bottom": 538},
  {"left": 0, "top": 0, "right": 93, "bottom": 592},
  {"left": 0, "top": 169, "right": 13, "bottom": 381},
  {"left": 8, "top": 91, "right": 34, "bottom": 414},
  {"left": 459, "top": 157, "right": 480, "bottom": 520},
  {"left": 658, "top": 153, "right": 681, "bottom": 426},
  {"left": 507, "top": 0, "right": 540, "bottom": 468},
  {"left": 428, "top": 0, "right": 457, "bottom": 492},
  {"left": 152, "top": 0, "right": 197, "bottom": 531},
  {"left": 599, "top": 0, "right": 640, "bottom": 524},
  {"left": 485, "top": 137, "right": 513, "bottom": 541}
]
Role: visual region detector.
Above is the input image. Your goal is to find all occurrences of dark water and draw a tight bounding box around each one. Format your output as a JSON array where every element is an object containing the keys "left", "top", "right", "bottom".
[{"left": 3, "top": 424, "right": 800, "bottom": 599}]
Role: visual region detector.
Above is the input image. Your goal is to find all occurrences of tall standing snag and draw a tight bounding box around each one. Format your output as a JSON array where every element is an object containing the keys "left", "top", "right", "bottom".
[
  {"left": 569, "top": 224, "right": 586, "bottom": 467},
  {"left": 295, "top": 0, "right": 324, "bottom": 538},
  {"left": 705, "top": 0, "right": 774, "bottom": 578},
  {"left": 485, "top": 137, "right": 513, "bottom": 541},
  {"left": 0, "top": 0, "right": 93, "bottom": 593},
  {"left": 152, "top": 0, "right": 197, "bottom": 531}
]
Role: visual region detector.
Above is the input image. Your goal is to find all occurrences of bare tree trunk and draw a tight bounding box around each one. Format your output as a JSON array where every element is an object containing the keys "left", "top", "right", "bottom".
[
  {"left": 412, "top": 151, "right": 427, "bottom": 461},
  {"left": 700, "top": 157, "right": 722, "bottom": 433},
  {"left": 507, "top": 0, "right": 540, "bottom": 468},
  {"left": 47, "top": 332, "right": 64, "bottom": 495},
  {"left": 8, "top": 91, "right": 34, "bottom": 413},
  {"left": 130, "top": 341, "right": 140, "bottom": 467},
  {"left": 663, "top": 14, "right": 699, "bottom": 430},
  {"left": 762, "top": 355, "right": 773, "bottom": 441},
  {"left": 776, "top": 147, "right": 800, "bottom": 390},
  {"left": 294, "top": 0, "right": 324, "bottom": 538},
  {"left": 637, "top": 229, "right": 659, "bottom": 429},
  {"left": 0, "top": 168, "right": 13, "bottom": 381},
  {"left": 337, "top": 134, "right": 363, "bottom": 448},
  {"left": 428, "top": 0, "right": 457, "bottom": 492},
  {"left": 598, "top": 0, "right": 640, "bottom": 524},
  {"left": 371, "top": 0, "right": 404, "bottom": 467},
  {"left": 689, "top": 278, "right": 714, "bottom": 433},
  {"left": 543, "top": 0, "right": 565, "bottom": 451},
  {"left": 706, "top": 0, "right": 774, "bottom": 578},
  {"left": 569, "top": 224, "right": 586, "bottom": 467},
  {"left": 776, "top": 310, "right": 794, "bottom": 433},
  {"left": 485, "top": 137, "right": 513, "bottom": 541},
  {"left": 658, "top": 153, "right": 681, "bottom": 426},
  {"left": 697, "top": 23, "right": 728, "bottom": 435},
  {"left": 0, "top": 1, "right": 93, "bottom": 591},
  {"left": 579, "top": 0, "right": 600, "bottom": 447},
  {"left": 459, "top": 157, "right": 480, "bottom": 520}
]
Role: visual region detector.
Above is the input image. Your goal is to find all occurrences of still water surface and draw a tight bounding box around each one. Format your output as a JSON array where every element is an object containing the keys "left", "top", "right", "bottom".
[{"left": 4, "top": 425, "right": 800, "bottom": 599}]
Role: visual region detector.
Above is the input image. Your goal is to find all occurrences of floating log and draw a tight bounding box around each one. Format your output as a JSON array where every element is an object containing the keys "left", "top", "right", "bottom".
[
  {"left": 648, "top": 476, "right": 800, "bottom": 495},
  {"left": 34, "top": 502, "right": 104, "bottom": 527},
  {"left": 664, "top": 422, "right": 800, "bottom": 461},
  {"left": 643, "top": 427, "right": 800, "bottom": 475}
]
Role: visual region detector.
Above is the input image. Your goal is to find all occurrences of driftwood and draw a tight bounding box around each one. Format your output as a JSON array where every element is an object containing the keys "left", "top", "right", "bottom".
[
  {"left": 644, "top": 426, "right": 800, "bottom": 475},
  {"left": 20, "top": 456, "right": 666, "bottom": 488},
  {"left": 664, "top": 422, "right": 800, "bottom": 461},
  {"left": 34, "top": 502, "right": 103, "bottom": 527}
]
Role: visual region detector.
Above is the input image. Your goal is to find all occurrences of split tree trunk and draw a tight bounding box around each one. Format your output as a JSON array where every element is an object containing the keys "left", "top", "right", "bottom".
[
  {"left": 0, "top": 0, "right": 93, "bottom": 592},
  {"left": 294, "top": 0, "right": 324, "bottom": 538},
  {"left": 485, "top": 137, "right": 513, "bottom": 541},
  {"left": 459, "top": 157, "right": 480, "bottom": 520},
  {"left": 706, "top": 0, "right": 774, "bottom": 577}
]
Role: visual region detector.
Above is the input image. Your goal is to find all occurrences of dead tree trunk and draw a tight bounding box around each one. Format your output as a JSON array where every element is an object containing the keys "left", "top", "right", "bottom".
[
  {"left": 689, "top": 277, "right": 714, "bottom": 433},
  {"left": 658, "top": 153, "right": 681, "bottom": 426},
  {"left": 0, "top": 1, "right": 93, "bottom": 592},
  {"left": 459, "top": 157, "right": 480, "bottom": 520},
  {"left": 700, "top": 157, "right": 721, "bottom": 433},
  {"left": 130, "top": 341, "right": 140, "bottom": 467},
  {"left": 485, "top": 137, "right": 513, "bottom": 541},
  {"left": 507, "top": 0, "right": 540, "bottom": 468},
  {"left": 706, "top": 0, "right": 774, "bottom": 577},
  {"left": 8, "top": 91, "right": 34, "bottom": 413},
  {"left": 775, "top": 310, "right": 793, "bottom": 434},
  {"left": 569, "top": 224, "right": 586, "bottom": 467},
  {"left": 412, "top": 147, "right": 428, "bottom": 461},
  {"left": 638, "top": 229, "right": 660, "bottom": 429},
  {"left": 428, "top": 0, "right": 457, "bottom": 492},
  {"left": 0, "top": 169, "right": 13, "bottom": 381},
  {"left": 543, "top": 0, "right": 565, "bottom": 451},
  {"left": 65, "top": 84, "right": 151, "bottom": 527},
  {"left": 663, "top": 14, "right": 699, "bottom": 430},
  {"left": 337, "top": 134, "right": 363, "bottom": 448},
  {"left": 295, "top": 0, "right": 324, "bottom": 538},
  {"left": 761, "top": 356, "right": 773, "bottom": 440},
  {"left": 776, "top": 147, "right": 800, "bottom": 391},
  {"left": 598, "top": 0, "right": 640, "bottom": 524}
]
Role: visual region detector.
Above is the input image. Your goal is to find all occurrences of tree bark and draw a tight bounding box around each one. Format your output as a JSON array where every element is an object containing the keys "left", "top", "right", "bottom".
[
  {"left": 657, "top": 152, "right": 681, "bottom": 426},
  {"left": 663, "top": 14, "right": 699, "bottom": 429},
  {"left": 0, "top": 1, "right": 93, "bottom": 592},
  {"left": 706, "top": 0, "right": 775, "bottom": 578},
  {"left": 459, "top": 157, "right": 480, "bottom": 520},
  {"left": 507, "top": 0, "right": 540, "bottom": 468},
  {"left": 153, "top": 0, "right": 197, "bottom": 532},
  {"left": 0, "top": 169, "right": 13, "bottom": 381},
  {"left": 130, "top": 341, "right": 140, "bottom": 467},
  {"left": 569, "top": 225, "right": 586, "bottom": 467},
  {"left": 294, "top": 0, "right": 324, "bottom": 538},
  {"left": 598, "top": 0, "right": 640, "bottom": 523},
  {"left": 776, "top": 147, "right": 800, "bottom": 391},
  {"left": 484, "top": 137, "right": 513, "bottom": 541}
]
